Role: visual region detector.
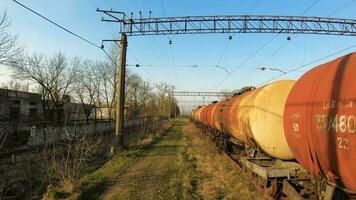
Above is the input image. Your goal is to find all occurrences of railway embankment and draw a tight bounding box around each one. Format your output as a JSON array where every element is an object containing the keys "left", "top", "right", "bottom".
[{"left": 46, "top": 117, "right": 260, "bottom": 200}]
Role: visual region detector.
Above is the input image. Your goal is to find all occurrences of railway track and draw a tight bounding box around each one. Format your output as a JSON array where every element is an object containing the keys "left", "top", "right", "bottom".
[{"left": 193, "top": 122, "right": 352, "bottom": 200}]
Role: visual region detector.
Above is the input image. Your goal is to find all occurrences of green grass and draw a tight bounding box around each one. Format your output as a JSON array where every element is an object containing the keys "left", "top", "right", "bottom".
[{"left": 75, "top": 149, "right": 143, "bottom": 200}]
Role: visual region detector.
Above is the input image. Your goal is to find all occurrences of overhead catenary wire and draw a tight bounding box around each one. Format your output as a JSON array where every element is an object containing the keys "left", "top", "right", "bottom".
[
  {"left": 202, "top": 38, "right": 232, "bottom": 90},
  {"left": 249, "top": 0, "right": 261, "bottom": 15},
  {"left": 11, "top": 0, "right": 151, "bottom": 110},
  {"left": 327, "top": 0, "right": 355, "bottom": 17},
  {"left": 258, "top": 0, "right": 350, "bottom": 68},
  {"left": 300, "top": 0, "right": 319, "bottom": 16},
  {"left": 87, "top": 0, "right": 119, "bottom": 37},
  {"left": 256, "top": 44, "right": 356, "bottom": 86},
  {"left": 213, "top": 32, "right": 281, "bottom": 89},
  {"left": 150, "top": 37, "right": 178, "bottom": 85},
  {"left": 249, "top": 0, "right": 354, "bottom": 88},
  {"left": 127, "top": 44, "right": 161, "bottom": 82},
  {"left": 109, "top": 0, "right": 178, "bottom": 85},
  {"left": 126, "top": 63, "right": 257, "bottom": 69},
  {"left": 211, "top": 0, "right": 262, "bottom": 90},
  {"left": 160, "top": 0, "right": 167, "bottom": 17},
  {"left": 121, "top": 0, "right": 179, "bottom": 85},
  {"left": 11, "top": 0, "right": 128, "bottom": 85},
  {"left": 100, "top": 0, "right": 151, "bottom": 65},
  {"left": 169, "top": 43, "right": 180, "bottom": 85},
  {"left": 202, "top": 0, "right": 264, "bottom": 91},
  {"left": 12, "top": 0, "right": 102, "bottom": 50},
  {"left": 220, "top": 0, "right": 320, "bottom": 90},
  {"left": 226, "top": 37, "right": 292, "bottom": 89},
  {"left": 99, "top": 1, "right": 178, "bottom": 85}
]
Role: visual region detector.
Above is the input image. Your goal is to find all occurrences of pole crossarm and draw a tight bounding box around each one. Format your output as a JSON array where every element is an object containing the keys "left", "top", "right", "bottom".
[
  {"left": 171, "top": 91, "right": 234, "bottom": 97},
  {"left": 97, "top": 11, "right": 356, "bottom": 36}
]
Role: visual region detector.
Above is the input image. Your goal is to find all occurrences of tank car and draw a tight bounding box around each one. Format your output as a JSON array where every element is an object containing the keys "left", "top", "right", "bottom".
[{"left": 284, "top": 52, "right": 356, "bottom": 195}]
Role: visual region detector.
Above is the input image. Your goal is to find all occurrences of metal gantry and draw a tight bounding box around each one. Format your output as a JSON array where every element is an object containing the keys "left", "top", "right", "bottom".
[
  {"left": 96, "top": 9, "right": 356, "bottom": 150},
  {"left": 97, "top": 10, "right": 356, "bottom": 36}
]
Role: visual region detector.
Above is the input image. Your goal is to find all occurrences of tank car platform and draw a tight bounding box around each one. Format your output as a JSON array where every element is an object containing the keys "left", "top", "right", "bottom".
[{"left": 239, "top": 157, "right": 307, "bottom": 179}]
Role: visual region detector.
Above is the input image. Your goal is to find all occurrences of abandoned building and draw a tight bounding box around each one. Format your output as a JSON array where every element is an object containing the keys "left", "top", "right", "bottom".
[
  {"left": 0, "top": 88, "right": 42, "bottom": 122},
  {"left": 0, "top": 88, "right": 115, "bottom": 123}
]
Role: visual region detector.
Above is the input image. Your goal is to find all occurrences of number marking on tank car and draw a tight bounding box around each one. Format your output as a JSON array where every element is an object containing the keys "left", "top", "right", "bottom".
[
  {"left": 322, "top": 100, "right": 353, "bottom": 110},
  {"left": 315, "top": 114, "right": 356, "bottom": 134},
  {"left": 337, "top": 137, "right": 349, "bottom": 149}
]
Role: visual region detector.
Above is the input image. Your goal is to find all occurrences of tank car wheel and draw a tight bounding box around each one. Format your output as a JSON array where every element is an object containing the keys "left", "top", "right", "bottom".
[{"left": 266, "top": 180, "right": 278, "bottom": 198}]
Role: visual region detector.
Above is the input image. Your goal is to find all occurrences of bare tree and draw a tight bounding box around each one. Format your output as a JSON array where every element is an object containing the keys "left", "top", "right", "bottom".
[
  {"left": 97, "top": 43, "right": 121, "bottom": 121},
  {"left": 98, "top": 61, "right": 116, "bottom": 120},
  {"left": 10, "top": 52, "right": 79, "bottom": 124},
  {"left": 0, "top": 11, "right": 23, "bottom": 65},
  {"left": 126, "top": 74, "right": 143, "bottom": 119},
  {"left": 41, "top": 133, "right": 101, "bottom": 190},
  {"left": 74, "top": 61, "right": 97, "bottom": 122},
  {"left": 155, "top": 83, "right": 174, "bottom": 117},
  {"left": 138, "top": 81, "right": 151, "bottom": 118}
]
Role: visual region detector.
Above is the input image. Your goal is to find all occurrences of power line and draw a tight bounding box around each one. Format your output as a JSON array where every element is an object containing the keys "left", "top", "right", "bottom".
[
  {"left": 150, "top": 37, "right": 178, "bottom": 85},
  {"left": 110, "top": 0, "right": 176, "bottom": 84},
  {"left": 12, "top": 0, "right": 131, "bottom": 91},
  {"left": 113, "top": 0, "right": 178, "bottom": 85},
  {"left": 12, "top": 0, "right": 102, "bottom": 49},
  {"left": 203, "top": 38, "right": 232, "bottom": 90},
  {"left": 257, "top": 44, "right": 356, "bottom": 86},
  {"left": 226, "top": 38, "right": 291, "bottom": 89},
  {"left": 100, "top": 0, "right": 157, "bottom": 81},
  {"left": 328, "top": 0, "right": 355, "bottom": 17},
  {"left": 87, "top": 0, "right": 119, "bottom": 36},
  {"left": 101, "top": 0, "right": 162, "bottom": 84},
  {"left": 103, "top": 0, "right": 115, "bottom": 10},
  {"left": 126, "top": 63, "right": 255, "bottom": 69},
  {"left": 244, "top": 0, "right": 352, "bottom": 89},
  {"left": 126, "top": 45, "right": 161, "bottom": 82},
  {"left": 219, "top": 0, "right": 320, "bottom": 90},
  {"left": 249, "top": 0, "right": 261, "bottom": 15},
  {"left": 213, "top": 32, "right": 281, "bottom": 89},
  {"left": 13, "top": 0, "right": 123, "bottom": 70},
  {"left": 300, "top": 0, "right": 319, "bottom": 16},
  {"left": 161, "top": 0, "right": 167, "bottom": 16},
  {"left": 169, "top": 42, "right": 180, "bottom": 85}
]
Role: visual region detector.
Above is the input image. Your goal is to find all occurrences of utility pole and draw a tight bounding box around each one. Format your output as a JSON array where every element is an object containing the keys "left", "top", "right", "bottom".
[
  {"left": 168, "top": 92, "right": 171, "bottom": 120},
  {"left": 115, "top": 32, "right": 127, "bottom": 152},
  {"left": 174, "top": 102, "right": 177, "bottom": 118}
]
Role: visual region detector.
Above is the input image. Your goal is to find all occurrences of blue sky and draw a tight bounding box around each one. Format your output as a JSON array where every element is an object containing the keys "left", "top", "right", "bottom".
[{"left": 1, "top": 0, "right": 356, "bottom": 112}]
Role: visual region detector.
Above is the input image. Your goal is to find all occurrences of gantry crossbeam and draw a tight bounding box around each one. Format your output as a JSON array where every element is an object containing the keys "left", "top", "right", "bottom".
[{"left": 97, "top": 10, "right": 356, "bottom": 37}]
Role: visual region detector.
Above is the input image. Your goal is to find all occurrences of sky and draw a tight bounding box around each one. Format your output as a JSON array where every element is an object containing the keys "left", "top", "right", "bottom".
[{"left": 1, "top": 0, "right": 356, "bottom": 113}]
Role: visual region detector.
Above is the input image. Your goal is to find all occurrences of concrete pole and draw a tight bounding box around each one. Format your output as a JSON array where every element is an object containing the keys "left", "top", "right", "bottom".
[
  {"left": 168, "top": 93, "right": 171, "bottom": 120},
  {"left": 174, "top": 102, "right": 177, "bottom": 118},
  {"left": 115, "top": 33, "right": 127, "bottom": 152}
]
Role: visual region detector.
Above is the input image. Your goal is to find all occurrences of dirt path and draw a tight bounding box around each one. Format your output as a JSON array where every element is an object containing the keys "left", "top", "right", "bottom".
[
  {"left": 101, "top": 120, "right": 184, "bottom": 200},
  {"left": 99, "top": 118, "right": 260, "bottom": 200}
]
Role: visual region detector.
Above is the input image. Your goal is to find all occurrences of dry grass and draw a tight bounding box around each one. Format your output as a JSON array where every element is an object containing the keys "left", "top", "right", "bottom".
[
  {"left": 41, "top": 120, "right": 175, "bottom": 200},
  {"left": 42, "top": 118, "right": 261, "bottom": 200},
  {"left": 182, "top": 123, "right": 261, "bottom": 200},
  {"left": 136, "top": 121, "right": 173, "bottom": 147}
]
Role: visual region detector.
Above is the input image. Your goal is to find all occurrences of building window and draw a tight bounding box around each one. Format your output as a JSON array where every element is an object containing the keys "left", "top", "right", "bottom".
[
  {"left": 29, "top": 108, "right": 38, "bottom": 119},
  {"left": 11, "top": 100, "right": 21, "bottom": 106},
  {"left": 10, "top": 107, "right": 20, "bottom": 119},
  {"left": 29, "top": 101, "right": 38, "bottom": 106}
]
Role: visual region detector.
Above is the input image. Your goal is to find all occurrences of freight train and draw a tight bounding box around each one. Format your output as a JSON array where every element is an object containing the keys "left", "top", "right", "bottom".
[{"left": 190, "top": 52, "right": 356, "bottom": 199}]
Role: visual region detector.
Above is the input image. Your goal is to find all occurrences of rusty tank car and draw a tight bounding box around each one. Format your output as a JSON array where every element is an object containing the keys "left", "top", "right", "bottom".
[{"left": 284, "top": 52, "right": 356, "bottom": 194}]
